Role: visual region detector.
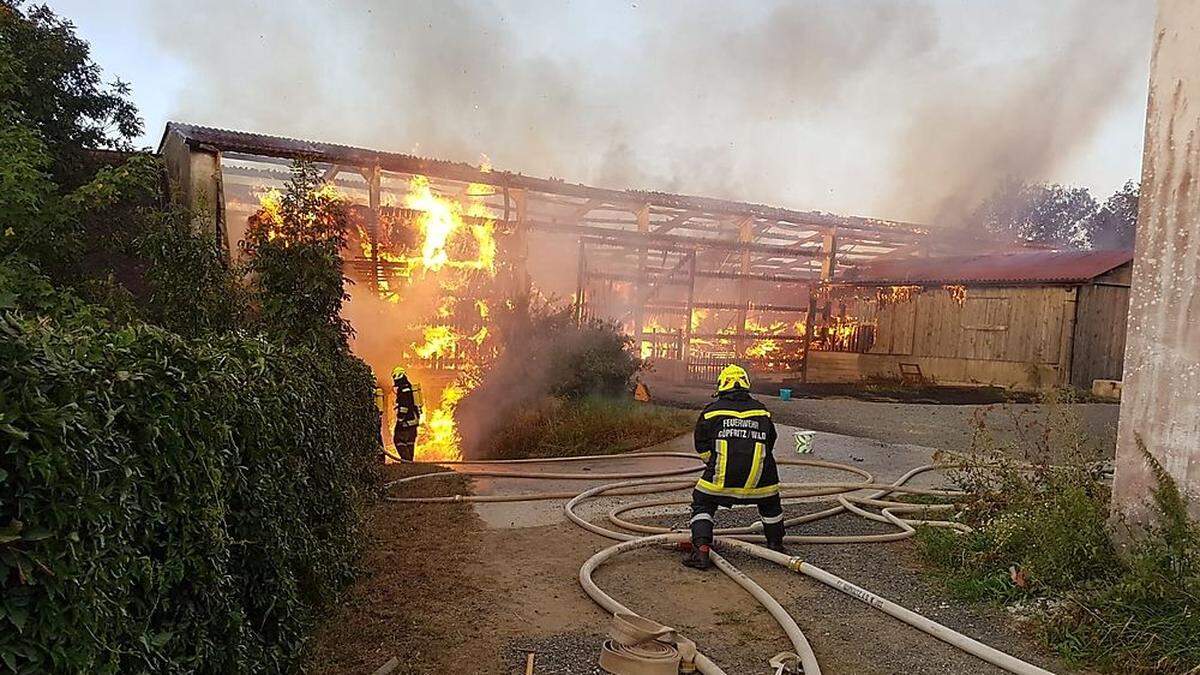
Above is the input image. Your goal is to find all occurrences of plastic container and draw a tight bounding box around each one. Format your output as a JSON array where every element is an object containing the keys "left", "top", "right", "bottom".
[
  {"left": 794, "top": 429, "right": 815, "bottom": 454},
  {"left": 779, "top": 388, "right": 792, "bottom": 401}
]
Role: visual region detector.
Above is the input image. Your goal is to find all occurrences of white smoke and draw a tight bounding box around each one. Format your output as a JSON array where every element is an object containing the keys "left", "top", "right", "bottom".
[{"left": 143, "top": 0, "right": 1155, "bottom": 225}]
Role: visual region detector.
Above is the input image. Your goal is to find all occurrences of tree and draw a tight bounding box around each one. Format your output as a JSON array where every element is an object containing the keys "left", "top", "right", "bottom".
[
  {"left": 0, "top": 2, "right": 142, "bottom": 183},
  {"left": 241, "top": 161, "right": 354, "bottom": 351},
  {"left": 1086, "top": 180, "right": 1139, "bottom": 249},
  {"left": 973, "top": 179, "right": 1099, "bottom": 248}
]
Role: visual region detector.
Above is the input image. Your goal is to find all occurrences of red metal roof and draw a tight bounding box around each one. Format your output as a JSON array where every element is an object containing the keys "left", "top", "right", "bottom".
[{"left": 845, "top": 249, "right": 1134, "bottom": 286}]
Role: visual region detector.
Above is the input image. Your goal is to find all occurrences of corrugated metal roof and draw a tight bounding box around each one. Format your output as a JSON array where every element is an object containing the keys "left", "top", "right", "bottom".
[
  {"left": 845, "top": 249, "right": 1134, "bottom": 286},
  {"left": 159, "top": 122, "right": 927, "bottom": 238}
]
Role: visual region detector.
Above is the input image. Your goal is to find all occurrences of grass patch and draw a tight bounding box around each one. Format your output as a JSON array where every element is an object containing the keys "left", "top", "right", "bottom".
[
  {"left": 485, "top": 395, "right": 694, "bottom": 459},
  {"left": 915, "top": 401, "right": 1200, "bottom": 673}
]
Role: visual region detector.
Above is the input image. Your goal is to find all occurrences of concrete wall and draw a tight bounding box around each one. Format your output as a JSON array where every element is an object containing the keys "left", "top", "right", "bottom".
[
  {"left": 161, "top": 129, "right": 225, "bottom": 248},
  {"left": 1111, "top": 0, "right": 1200, "bottom": 523}
]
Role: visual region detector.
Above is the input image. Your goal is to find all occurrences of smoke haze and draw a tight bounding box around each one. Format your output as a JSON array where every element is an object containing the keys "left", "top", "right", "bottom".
[{"left": 145, "top": 0, "right": 1154, "bottom": 225}]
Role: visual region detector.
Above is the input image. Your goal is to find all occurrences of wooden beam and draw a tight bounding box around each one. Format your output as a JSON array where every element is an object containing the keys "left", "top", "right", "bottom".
[{"left": 652, "top": 210, "right": 698, "bottom": 234}]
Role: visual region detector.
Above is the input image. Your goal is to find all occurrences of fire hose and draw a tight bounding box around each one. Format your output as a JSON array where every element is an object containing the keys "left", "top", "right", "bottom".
[{"left": 387, "top": 451, "right": 1055, "bottom": 675}]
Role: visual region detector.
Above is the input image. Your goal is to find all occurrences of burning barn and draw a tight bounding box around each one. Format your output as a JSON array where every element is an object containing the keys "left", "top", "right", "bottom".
[
  {"left": 160, "top": 121, "right": 1055, "bottom": 457},
  {"left": 808, "top": 249, "right": 1135, "bottom": 392}
]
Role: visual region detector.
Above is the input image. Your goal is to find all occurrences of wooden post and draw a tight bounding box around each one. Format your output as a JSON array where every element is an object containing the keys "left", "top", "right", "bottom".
[
  {"left": 634, "top": 203, "right": 650, "bottom": 349},
  {"left": 511, "top": 188, "right": 530, "bottom": 304},
  {"left": 574, "top": 239, "right": 587, "bottom": 324},
  {"left": 683, "top": 251, "right": 697, "bottom": 364},
  {"left": 735, "top": 217, "right": 753, "bottom": 357},
  {"left": 801, "top": 229, "right": 838, "bottom": 383},
  {"left": 366, "top": 165, "right": 382, "bottom": 294}
]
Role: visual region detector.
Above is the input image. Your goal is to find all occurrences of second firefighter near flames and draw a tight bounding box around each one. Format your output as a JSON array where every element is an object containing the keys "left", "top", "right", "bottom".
[
  {"left": 684, "top": 364, "right": 785, "bottom": 570},
  {"left": 391, "top": 367, "right": 422, "bottom": 462}
]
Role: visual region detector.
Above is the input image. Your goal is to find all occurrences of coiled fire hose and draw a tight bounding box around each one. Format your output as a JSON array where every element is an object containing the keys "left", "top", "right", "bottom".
[{"left": 387, "top": 451, "right": 1055, "bottom": 675}]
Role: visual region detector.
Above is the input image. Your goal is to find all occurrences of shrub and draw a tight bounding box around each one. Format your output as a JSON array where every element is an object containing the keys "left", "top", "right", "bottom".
[{"left": 0, "top": 262, "right": 380, "bottom": 673}]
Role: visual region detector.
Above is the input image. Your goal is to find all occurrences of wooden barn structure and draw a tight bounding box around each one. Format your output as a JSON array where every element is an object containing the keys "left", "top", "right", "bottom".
[
  {"left": 805, "top": 249, "right": 1135, "bottom": 392},
  {"left": 158, "top": 122, "right": 945, "bottom": 378}
]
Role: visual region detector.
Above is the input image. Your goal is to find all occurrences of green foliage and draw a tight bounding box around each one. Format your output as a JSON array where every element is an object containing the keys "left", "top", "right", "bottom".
[
  {"left": 134, "top": 207, "right": 247, "bottom": 337},
  {"left": 0, "top": 2, "right": 142, "bottom": 183},
  {"left": 241, "top": 161, "right": 353, "bottom": 351},
  {"left": 0, "top": 261, "right": 380, "bottom": 673},
  {"left": 0, "top": 113, "right": 53, "bottom": 245},
  {"left": 916, "top": 406, "right": 1200, "bottom": 673},
  {"left": 487, "top": 396, "right": 693, "bottom": 460},
  {"left": 0, "top": 4, "right": 382, "bottom": 672}
]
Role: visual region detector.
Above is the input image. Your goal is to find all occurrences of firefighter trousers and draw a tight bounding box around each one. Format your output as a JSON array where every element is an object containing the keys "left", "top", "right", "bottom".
[{"left": 689, "top": 489, "right": 785, "bottom": 548}]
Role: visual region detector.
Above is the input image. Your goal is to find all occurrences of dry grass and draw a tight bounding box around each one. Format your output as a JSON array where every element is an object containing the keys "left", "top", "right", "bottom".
[
  {"left": 304, "top": 464, "right": 494, "bottom": 674},
  {"left": 485, "top": 395, "right": 694, "bottom": 460}
]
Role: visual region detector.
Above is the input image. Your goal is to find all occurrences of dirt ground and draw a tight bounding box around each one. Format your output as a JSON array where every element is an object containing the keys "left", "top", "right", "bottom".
[
  {"left": 309, "top": 436, "right": 1086, "bottom": 674},
  {"left": 650, "top": 381, "right": 1121, "bottom": 458}
]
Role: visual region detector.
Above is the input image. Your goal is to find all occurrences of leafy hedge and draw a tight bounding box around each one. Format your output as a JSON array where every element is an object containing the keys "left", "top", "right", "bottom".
[{"left": 0, "top": 262, "right": 380, "bottom": 673}]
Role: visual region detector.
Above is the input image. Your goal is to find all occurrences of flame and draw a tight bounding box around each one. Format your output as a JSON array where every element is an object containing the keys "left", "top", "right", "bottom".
[
  {"left": 943, "top": 284, "right": 968, "bottom": 306},
  {"left": 252, "top": 167, "right": 504, "bottom": 464},
  {"left": 416, "top": 381, "right": 466, "bottom": 461},
  {"left": 876, "top": 285, "right": 922, "bottom": 305},
  {"left": 746, "top": 339, "right": 779, "bottom": 358},
  {"left": 403, "top": 175, "right": 497, "bottom": 273},
  {"left": 414, "top": 325, "right": 460, "bottom": 359}
]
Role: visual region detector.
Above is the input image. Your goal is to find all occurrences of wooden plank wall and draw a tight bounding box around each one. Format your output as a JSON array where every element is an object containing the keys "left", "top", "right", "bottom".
[
  {"left": 1070, "top": 284, "right": 1131, "bottom": 388},
  {"left": 870, "top": 286, "right": 1072, "bottom": 365}
]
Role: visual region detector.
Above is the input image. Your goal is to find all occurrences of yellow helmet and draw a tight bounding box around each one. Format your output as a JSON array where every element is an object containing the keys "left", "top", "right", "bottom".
[
  {"left": 391, "top": 366, "right": 407, "bottom": 380},
  {"left": 717, "top": 364, "right": 750, "bottom": 392}
]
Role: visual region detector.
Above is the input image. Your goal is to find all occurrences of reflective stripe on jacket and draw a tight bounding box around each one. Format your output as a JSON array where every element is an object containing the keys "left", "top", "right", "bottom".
[{"left": 693, "top": 391, "right": 779, "bottom": 498}]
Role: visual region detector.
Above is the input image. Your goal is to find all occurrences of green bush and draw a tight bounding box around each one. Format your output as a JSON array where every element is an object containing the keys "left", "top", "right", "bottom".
[{"left": 0, "top": 262, "right": 380, "bottom": 673}]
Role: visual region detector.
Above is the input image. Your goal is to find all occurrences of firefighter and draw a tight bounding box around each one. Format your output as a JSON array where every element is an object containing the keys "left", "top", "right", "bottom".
[
  {"left": 683, "top": 364, "right": 786, "bottom": 570},
  {"left": 392, "top": 366, "right": 421, "bottom": 462}
]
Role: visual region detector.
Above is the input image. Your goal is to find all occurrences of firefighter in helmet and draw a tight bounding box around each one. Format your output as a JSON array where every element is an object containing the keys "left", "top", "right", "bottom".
[
  {"left": 684, "top": 364, "right": 786, "bottom": 569},
  {"left": 392, "top": 366, "right": 421, "bottom": 462}
]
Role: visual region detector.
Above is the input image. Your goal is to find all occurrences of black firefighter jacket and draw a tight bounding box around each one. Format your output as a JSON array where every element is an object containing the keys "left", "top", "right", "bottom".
[{"left": 693, "top": 390, "right": 780, "bottom": 499}]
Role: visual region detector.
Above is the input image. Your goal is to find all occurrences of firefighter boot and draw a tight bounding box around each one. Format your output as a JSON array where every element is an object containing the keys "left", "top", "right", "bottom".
[
  {"left": 682, "top": 544, "right": 712, "bottom": 570},
  {"left": 764, "top": 521, "right": 787, "bottom": 554}
]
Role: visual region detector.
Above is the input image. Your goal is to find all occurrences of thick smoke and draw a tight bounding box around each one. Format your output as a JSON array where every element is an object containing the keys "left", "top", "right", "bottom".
[
  {"left": 143, "top": 0, "right": 1155, "bottom": 454},
  {"left": 145, "top": 0, "right": 1154, "bottom": 224}
]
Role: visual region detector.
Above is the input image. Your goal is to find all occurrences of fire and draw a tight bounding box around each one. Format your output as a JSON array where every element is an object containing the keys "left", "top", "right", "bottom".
[
  {"left": 640, "top": 317, "right": 673, "bottom": 359},
  {"left": 414, "top": 325, "right": 459, "bottom": 359},
  {"left": 248, "top": 164, "right": 501, "bottom": 463},
  {"left": 746, "top": 339, "right": 779, "bottom": 358},
  {"left": 417, "top": 380, "right": 467, "bottom": 462},
  {"left": 876, "top": 285, "right": 922, "bottom": 305},
  {"left": 943, "top": 284, "right": 968, "bottom": 306},
  {"left": 744, "top": 317, "right": 791, "bottom": 359},
  {"left": 403, "top": 175, "right": 497, "bottom": 273}
]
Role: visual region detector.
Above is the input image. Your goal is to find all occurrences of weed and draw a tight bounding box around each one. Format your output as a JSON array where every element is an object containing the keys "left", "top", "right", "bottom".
[
  {"left": 486, "top": 396, "right": 693, "bottom": 460},
  {"left": 915, "top": 403, "right": 1200, "bottom": 673}
]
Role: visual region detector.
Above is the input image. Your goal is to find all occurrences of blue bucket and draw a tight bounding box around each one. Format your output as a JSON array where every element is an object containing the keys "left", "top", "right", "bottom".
[{"left": 779, "top": 388, "right": 792, "bottom": 401}]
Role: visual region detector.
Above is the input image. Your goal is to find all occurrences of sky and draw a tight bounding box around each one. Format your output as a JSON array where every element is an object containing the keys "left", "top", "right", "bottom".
[{"left": 46, "top": 0, "right": 1157, "bottom": 225}]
